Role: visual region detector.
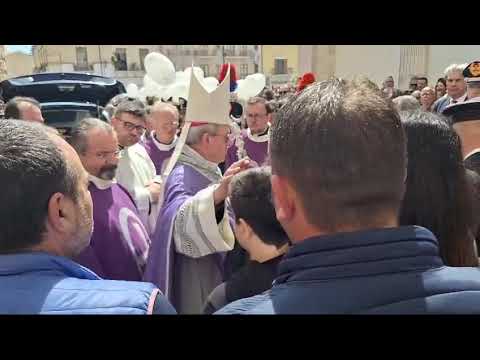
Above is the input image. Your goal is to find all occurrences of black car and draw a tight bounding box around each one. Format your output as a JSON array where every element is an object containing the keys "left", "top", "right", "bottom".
[{"left": 0, "top": 72, "right": 126, "bottom": 136}]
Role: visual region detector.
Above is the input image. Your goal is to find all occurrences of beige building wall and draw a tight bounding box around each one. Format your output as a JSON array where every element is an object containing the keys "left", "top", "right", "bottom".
[
  {"left": 427, "top": 45, "right": 480, "bottom": 85},
  {"left": 262, "top": 45, "right": 298, "bottom": 78},
  {"left": 5, "top": 52, "right": 34, "bottom": 78},
  {"left": 0, "top": 45, "right": 7, "bottom": 81},
  {"left": 335, "top": 45, "right": 401, "bottom": 88}
]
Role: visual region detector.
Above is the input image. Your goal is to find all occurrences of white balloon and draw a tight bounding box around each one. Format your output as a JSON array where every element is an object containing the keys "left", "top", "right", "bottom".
[
  {"left": 202, "top": 77, "right": 219, "bottom": 92},
  {"left": 175, "top": 71, "right": 189, "bottom": 84},
  {"left": 236, "top": 73, "right": 266, "bottom": 101},
  {"left": 144, "top": 52, "right": 176, "bottom": 86},
  {"left": 165, "top": 82, "right": 189, "bottom": 102},
  {"left": 126, "top": 83, "right": 139, "bottom": 97},
  {"left": 184, "top": 66, "right": 204, "bottom": 80},
  {"left": 143, "top": 74, "right": 157, "bottom": 87},
  {"left": 137, "top": 87, "right": 148, "bottom": 101}
]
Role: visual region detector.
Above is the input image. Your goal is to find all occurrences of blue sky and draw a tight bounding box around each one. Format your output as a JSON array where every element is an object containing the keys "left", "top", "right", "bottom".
[{"left": 5, "top": 45, "right": 32, "bottom": 54}]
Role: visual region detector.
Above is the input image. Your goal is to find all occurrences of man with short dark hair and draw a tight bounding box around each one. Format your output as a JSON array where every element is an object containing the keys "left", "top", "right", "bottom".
[
  {"left": 0, "top": 120, "right": 175, "bottom": 314},
  {"left": 70, "top": 118, "right": 151, "bottom": 281},
  {"left": 218, "top": 78, "right": 480, "bottom": 314},
  {"left": 417, "top": 76, "right": 428, "bottom": 91},
  {"left": 4, "top": 96, "right": 44, "bottom": 123},
  {"left": 225, "top": 96, "right": 271, "bottom": 169},
  {"left": 110, "top": 99, "right": 162, "bottom": 234},
  {"left": 204, "top": 167, "right": 288, "bottom": 314}
]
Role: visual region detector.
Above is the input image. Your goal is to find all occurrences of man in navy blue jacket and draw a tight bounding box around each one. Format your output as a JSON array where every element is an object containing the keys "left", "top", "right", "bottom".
[{"left": 217, "top": 77, "right": 480, "bottom": 314}]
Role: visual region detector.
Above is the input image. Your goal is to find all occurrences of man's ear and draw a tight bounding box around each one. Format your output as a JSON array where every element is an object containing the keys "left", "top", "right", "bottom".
[
  {"left": 46, "top": 192, "right": 74, "bottom": 234},
  {"left": 267, "top": 113, "right": 273, "bottom": 124},
  {"left": 236, "top": 218, "right": 253, "bottom": 239},
  {"left": 271, "top": 174, "right": 295, "bottom": 224}
]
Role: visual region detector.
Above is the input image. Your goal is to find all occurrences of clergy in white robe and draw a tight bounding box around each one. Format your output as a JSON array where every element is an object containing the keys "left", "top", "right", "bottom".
[{"left": 110, "top": 99, "right": 163, "bottom": 235}]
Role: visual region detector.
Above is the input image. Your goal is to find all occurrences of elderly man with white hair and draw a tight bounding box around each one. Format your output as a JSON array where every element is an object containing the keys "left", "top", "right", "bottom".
[{"left": 433, "top": 63, "right": 468, "bottom": 114}]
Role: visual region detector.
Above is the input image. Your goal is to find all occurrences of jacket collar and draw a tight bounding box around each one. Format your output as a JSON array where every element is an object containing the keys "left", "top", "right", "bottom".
[
  {"left": 276, "top": 226, "right": 443, "bottom": 284},
  {"left": 0, "top": 251, "right": 101, "bottom": 280}
]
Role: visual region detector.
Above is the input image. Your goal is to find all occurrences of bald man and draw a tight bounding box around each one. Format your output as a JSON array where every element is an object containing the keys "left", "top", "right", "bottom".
[
  {"left": 141, "top": 102, "right": 179, "bottom": 174},
  {"left": 4, "top": 97, "right": 44, "bottom": 123}
]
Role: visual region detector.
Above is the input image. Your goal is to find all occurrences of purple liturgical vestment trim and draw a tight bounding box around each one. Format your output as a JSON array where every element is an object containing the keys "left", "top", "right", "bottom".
[
  {"left": 143, "top": 162, "right": 228, "bottom": 313},
  {"left": 75, "top": 182, "right": 151, "bottom": 281}
]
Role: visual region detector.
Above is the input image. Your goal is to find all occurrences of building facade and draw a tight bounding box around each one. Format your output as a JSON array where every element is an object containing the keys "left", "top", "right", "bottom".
[
  {"left": 0, "top": 46, "right": 7, "bottom": 81},
  {"left": 32, "top": 45, "right": 258, "bottom": 87},
  {"left": 5, "top": 52, "right": 34, "bottom": 78}
]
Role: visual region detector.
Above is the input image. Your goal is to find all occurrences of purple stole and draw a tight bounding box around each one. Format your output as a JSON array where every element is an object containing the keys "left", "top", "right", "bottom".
[
  {"left": 143, "top": 163, "right": 226, "bottom": 307},
  {"left": 141, "top": 135, "right": 175, "bottom": 174},
  {"left": 225, "top": 130, "right": 269, "bottom": 169},
  {"left": 75, "top": 182, "right": 151, "bottom": 281}
]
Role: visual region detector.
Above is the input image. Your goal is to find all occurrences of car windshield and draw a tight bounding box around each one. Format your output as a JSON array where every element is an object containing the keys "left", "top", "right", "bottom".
[{"left": 43, "top": 108, "right": 95, "bottom": 125}]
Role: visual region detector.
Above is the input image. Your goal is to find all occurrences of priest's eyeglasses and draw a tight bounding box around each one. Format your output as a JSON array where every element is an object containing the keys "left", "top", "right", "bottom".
[
  {"left": 246, "top": 112, "right": 268, "bottom": 120},
  {"left": 94, "top": 150, "right": 121, "bottom": 160},
  {"left": 120, "top": 119, "right": 146, "bottom": 134},
  {"left": 211, "top": 131, "right": 233, "bottom": 143}
]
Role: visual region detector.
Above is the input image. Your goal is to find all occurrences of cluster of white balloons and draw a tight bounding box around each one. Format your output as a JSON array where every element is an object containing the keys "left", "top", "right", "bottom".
[{"left": 125, "top": 52, "right": 266, "bottom": 103}]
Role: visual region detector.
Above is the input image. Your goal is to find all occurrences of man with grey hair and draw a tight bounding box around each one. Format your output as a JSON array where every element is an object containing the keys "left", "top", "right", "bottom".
[
  {"left": 144, "top": 67, "right": 252, "bottom": 314},
  {"left": 433, "top": 63, "right": 468, "bottom": 114},
  {"left": 443, "top": 61, "right": 480, "bottom": 175},
  {"left": 392, "top": 95, "right": 421, "bottom": 112},
  {"left": 69, "top": 118, "right": 151, "bottom": 281},
  {"left": 141, "top": 102, "right": 179, "bottom": 174},
  {"left": 0, "top": 120, "right": 175, "bottom": 314}
]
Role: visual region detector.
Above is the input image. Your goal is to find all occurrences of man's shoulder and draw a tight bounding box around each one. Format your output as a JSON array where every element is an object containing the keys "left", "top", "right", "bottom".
[
  {"left": 129, "top": 142, "right": 151, "bottom": 158},
  {"left": 215, "top": 292, "right": 275, "bottom": 314},
  {"left": 434, "top": 95, "right": 449, "bottom": 107}
]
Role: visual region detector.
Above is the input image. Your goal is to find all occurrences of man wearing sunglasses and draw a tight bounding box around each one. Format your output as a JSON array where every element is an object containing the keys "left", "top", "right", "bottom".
[{"left": 110, "top": 99, "right": 162, "bottom": 235}]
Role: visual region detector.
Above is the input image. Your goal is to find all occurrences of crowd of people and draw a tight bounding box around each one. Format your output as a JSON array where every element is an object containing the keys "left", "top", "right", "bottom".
[{"left": 2, "top": 59, "right": 480, "bottom": 314}]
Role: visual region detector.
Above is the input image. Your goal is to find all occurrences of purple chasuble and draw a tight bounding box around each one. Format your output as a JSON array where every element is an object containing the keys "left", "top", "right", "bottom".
[
  {"left": 225, "top": 130, "right": 269, "bottom": 169},
  {"left": 141, "top": 135, "right": 175, "bottom": 174},
  {"left": 75, "top": 182, "right": 151, "bottom": 281},
  {"left": 143, "top": 163, "right": 228, "bottom": 312}
]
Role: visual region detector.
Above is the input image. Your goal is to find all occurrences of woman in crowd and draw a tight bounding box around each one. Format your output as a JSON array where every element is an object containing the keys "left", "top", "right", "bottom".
[
  {"left": 399, "top": 110, "right": 479, "bottom": 267},
  {"left": 435, "top": 78, "right": 447, "bottom": 99}
]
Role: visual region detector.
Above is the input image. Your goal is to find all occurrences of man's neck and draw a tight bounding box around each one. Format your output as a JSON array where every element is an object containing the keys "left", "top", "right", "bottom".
[
  {"left": 189, "top": 144, "right": 219, "bottom": 165},
  {"left": 251, "top": 126, "right": 269, "bottom": 137},
  {"left": 288, "top": 218, "right": 399, "bottom": 244},
  {"left": 154, "top": 133, "right": 174, "bottom": 145},
  {"left": 250, "top": 240, "right": 288, "bottom": 263},
  {"left": 451, "top": 92, "right": 466, "bottom": 101}
]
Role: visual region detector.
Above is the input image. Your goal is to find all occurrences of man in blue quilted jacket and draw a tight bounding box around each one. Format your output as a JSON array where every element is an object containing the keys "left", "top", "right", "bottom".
[
  {"left": 0, "top": 120, "right": 176, "bottom": 314},
  {"left": 217, "top": 77, "right": 480, "bottom": 314}
]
